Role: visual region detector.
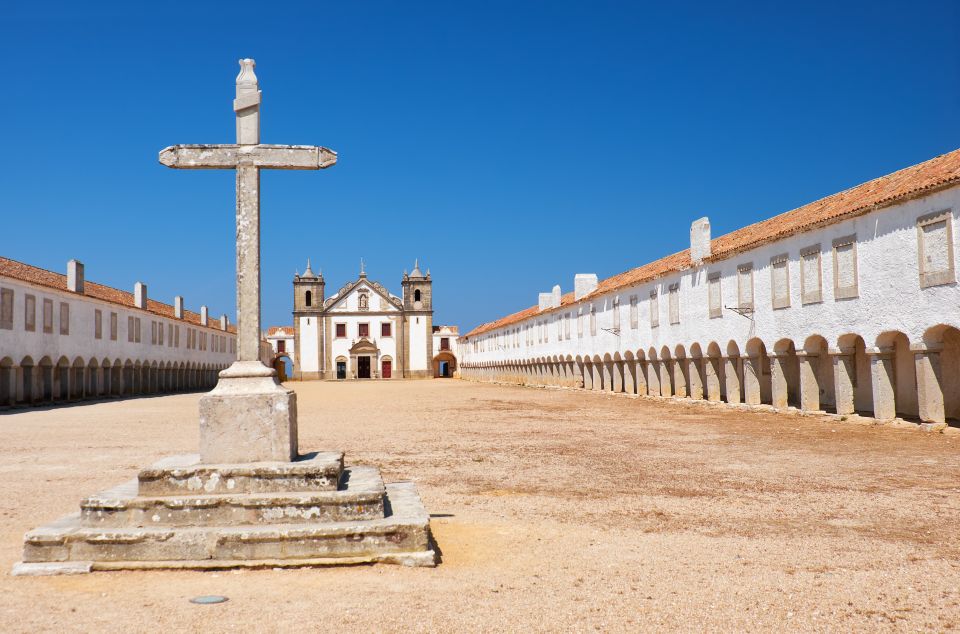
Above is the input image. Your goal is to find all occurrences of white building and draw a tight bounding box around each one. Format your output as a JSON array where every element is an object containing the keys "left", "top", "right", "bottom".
[
  {"left": 432, "top": 325, "right": 459, "bottom": 377},
  {"left": 460, "top": 148, "right": 960, "bottom": 425},
  {"left": 286, "top": 260, "right": 452, "bottom": 380},
  {"left": 265, "top": 326, "right": 295, "bottom": 380},
  {"left": 0, "top": 257, "right": 237, "bottom": 406}
]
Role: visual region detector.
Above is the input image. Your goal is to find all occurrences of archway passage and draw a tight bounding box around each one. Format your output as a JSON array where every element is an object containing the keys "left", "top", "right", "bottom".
[{"left": 433, "top": 352, "right": 457, "bottom": 378}]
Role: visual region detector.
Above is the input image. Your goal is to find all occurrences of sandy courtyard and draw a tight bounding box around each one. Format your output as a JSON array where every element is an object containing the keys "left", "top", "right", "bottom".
[{"left": 1, "top": 379, "right": 959, "bottom": 632}]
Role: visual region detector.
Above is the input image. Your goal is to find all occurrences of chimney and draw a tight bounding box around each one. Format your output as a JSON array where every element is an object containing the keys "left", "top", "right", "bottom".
[
  {"left": 220, "top": 314, "right": 228, "bottom": 330},
  {"left": 690, "top": 217, "right": 711, "bottom": 264},
  {"left": 200, "top": 305, "right": 209, "bottom": 326},
  {"left": 67, "top": 259, "right": 84, "bottom": 293},
  {"left": 134, "top": 282, "right": 147, "bottom": 308},
  {"left": 538, "top": 292, "right": 552, "bottom": 311},
  {"left": 574, "top": 274, "right": 598, "bottom": 301},
  {"left": 174, "top": 296, "right": 184, "bottom": 319},
  {"left": 552, "top": 284, "right": 561, "bottom": 308}
]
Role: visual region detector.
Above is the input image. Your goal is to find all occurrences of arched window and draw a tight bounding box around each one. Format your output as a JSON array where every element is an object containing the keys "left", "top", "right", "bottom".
[
  {"left": 305, "top": 290, "right": 312, "bottom": 307},
  {"left": 414, "top": 289, "right": 421, "bottom": 302}
]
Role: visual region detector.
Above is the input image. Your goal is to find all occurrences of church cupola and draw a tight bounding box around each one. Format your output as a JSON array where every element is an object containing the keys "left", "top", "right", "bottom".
[
  {"left": 402, "top": 258, "right": 432, "bottom": 311},
  {"left": 294, "top": 258, "right": 324, "bottom": 313}
]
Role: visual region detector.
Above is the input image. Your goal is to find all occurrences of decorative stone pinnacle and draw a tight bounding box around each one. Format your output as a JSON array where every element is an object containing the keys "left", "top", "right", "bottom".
[
  {"left": 236, "top": 58, "right": 258, "bottom": 88},
  {"left": 360, "top": 257, "right": 366, "bottom": 276}
]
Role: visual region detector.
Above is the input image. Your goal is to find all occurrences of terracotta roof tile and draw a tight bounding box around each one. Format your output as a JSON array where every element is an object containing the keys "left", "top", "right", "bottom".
[
  {"left": 465, "top": 147, "right": 960, "bottom": 338},
  {"left": 266, "top": 326, "right": 294, "bottom": 336},
  {"left": 0, "top": 257, "right": 236, "bottom": 334}
]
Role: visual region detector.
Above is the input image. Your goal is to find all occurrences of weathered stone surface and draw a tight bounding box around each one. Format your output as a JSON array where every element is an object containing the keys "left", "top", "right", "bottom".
[
  {"left": 83, "top": 466, "right": 384, "bottom": 528},
  {"left": 138, "top": 452, "right": 344, "bottom": 496}
]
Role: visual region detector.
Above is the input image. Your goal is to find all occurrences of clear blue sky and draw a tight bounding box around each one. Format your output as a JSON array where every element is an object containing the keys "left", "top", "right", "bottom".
[{"left": 2, "top": 1, "right": 958, "bottom": 333}]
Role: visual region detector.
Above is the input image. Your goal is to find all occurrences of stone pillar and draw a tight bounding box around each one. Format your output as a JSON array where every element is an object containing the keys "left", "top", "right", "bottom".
[
  {"left": 672, "top": 360, "right": 686, "bottom": 398},
  {"left": 770, "top": 354, "right": 789, "bottom": 409},
  {"left": 613, "top": 362, "right": 624, "bottom": 393},
  {"left": 705, "top": 357, "right": 721, "bottom": 401},
  {"left": 647, "top": 361, "right": 661, "bottom": 396},
  {"left": 723, "top": 356, "right": 741, "bottom": 404},
  {"left": 913, "top": 344, "right": 945, "bottom": 424},
  {"left": 797, "top": 353, "right": 820, "bottom": 412},
  {"left": 688, "top": 358, "right": 703, "bottom": 400},
  {"left": 831, "top": 348, "right": 856, "bottom": 416},
  {"left": 868, "top": 347, "right": 896, "bottom": 421},
  {"left": 592, "top": 363, "right": 603, "bottom": 391},
  {"left": 660, "top": 361, "right": 673, "bottom": 397},
  {"left": 635, "top": 361, "right": 647, "bottom": 396},
  {"left": 744, "top": 355, "right": 763, "bottom": 405},
  {"left": 624, "top": 361, "right": 636, "bottom": 395}
]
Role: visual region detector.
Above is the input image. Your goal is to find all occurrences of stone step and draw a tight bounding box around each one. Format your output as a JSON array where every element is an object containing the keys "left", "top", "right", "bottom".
[
  {"left": 81, "top": 466, "right": 385, "bottom": 528},
  {"left": 137, "top": 451, "right": 344, "bottom": 496},
  {"left": 18, "top": 482, "right": 435, "bottom": 571}
]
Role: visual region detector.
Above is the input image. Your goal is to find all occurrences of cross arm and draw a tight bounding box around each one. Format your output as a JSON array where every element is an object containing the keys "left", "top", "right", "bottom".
[{"left": 159, "top": 144, "right": 338, "bottom": 169}]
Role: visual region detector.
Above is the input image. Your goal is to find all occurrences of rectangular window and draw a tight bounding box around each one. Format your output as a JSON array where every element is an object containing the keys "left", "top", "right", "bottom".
[
  {"left": 800, "top": 245, "right": 823, "bottom": 305},
  {"left": 589, "top": 305, "right": 597, "bottom": 336},
  {"left": 917, "top": 210, "right": 956, "bottom": 288},
  {"left": 277, "top": 339, "right": 286, "bottom": 353},
  {"left": 161, "top": 322, "right": 167, "bottom": 346},
  {"left": 110, "top": 312, "right": 118, "bottom": 340},
  {"left": 43, "top": 298, "right": 53, "bottom": 334},
  {"left": 770, "top": 254, "right": 790, "bottom": 309},
  {"left": 0, "top": 288, "right": 12, "bottom": 330},
  {"left": 94, "top": 309, "right": 102, "bottom": 339},
  {"left": 737, "top": 264, "right": 754, "bottom": 311},
  {"left": 25, "top": 294, "right": 36, "bottom": 332},
  {"left": 832, "top": 235, "right": 859, "bottom": 299},
  {"left": 59, "top": 302, "right": 69, "bottom": 335},
  {"left": 358, "top": 323, "right": 369, "bottom": 338},
  {"left": 151, "top": 321, "right": 157, "bottom": 345},
  {"left": 381, "top": 322, "right": 392, "bottom": 337},
  {"left": 135, "top": 318, "right": 141, "bottom": 343},
  {"left": 441, "top": 337, "right": 450, "bottom": 351},
  {"left": 335, "top": 323, "right": 346, "bottom": 338},
  {"left": 564, "top": 313, "right": 571, "bottom": 340},
  {"left": 708, "top": 272, "right": 722, "bottom": 318},
  {"left": 174, "top": 325, "right": 180, "bottom": 347},
  {"left": 612, "top": 297, "right": 620, "bottom": 332},
  {"left": 629, "top": 295, "right": 638, "bottom": 329},
  {"left": 649, "top": 291, "right": 659, "bottom": 328},
  {"left": 128, "top": 316, "right": 135, "bottom": 342},
  {"left": 668, "top": 283, "right": 680, "bottom": 324},
  {"left": 200, "top": 332, "right": 206, "bottom": 350},
  {"left": 577, "top": 308, "right": 583, "bottom": 337}
]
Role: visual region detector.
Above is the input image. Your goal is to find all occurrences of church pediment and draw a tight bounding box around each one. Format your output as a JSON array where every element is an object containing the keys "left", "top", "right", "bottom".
[
  {"left": 349, "top": 338, "right": 379, "bottom": 354},
  {"left": 324, "top": 278, "right": 402, "bottom": 312}
]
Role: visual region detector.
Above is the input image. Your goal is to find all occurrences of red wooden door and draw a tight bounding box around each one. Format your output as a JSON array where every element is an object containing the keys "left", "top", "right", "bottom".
[{"left": 382, "top": 360, "right": 392, "bottom": 379}]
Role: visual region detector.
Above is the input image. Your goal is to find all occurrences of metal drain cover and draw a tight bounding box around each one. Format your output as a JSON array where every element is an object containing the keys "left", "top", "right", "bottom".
[{"left": 190, "top": 595, "right": 229, "bottom": 605}]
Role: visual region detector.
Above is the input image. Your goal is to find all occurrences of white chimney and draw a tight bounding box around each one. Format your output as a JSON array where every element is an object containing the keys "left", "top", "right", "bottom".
[
  {"left": 67, "top": 259, "right": 84, "bottom": 293},
  {"left": 574, "top": 274, "right": 598, "bottom": 301},
  {"left": 200, "top": 305, "right": 209, "bottom": 326},
  {"left": 220, "top": 314, "right": 228, "bottom": 330},
  {"left": 174, "top": 296, "right": 184, "bottom": 319},
  {"left": 134, "top": 282, "right": 147, "bottom": 308},
  {"left": 551, "top": 284, "right": 561, "bottom": 308},
  {"left": 690, "top": 216, "right": 711, "bottom": 264},
  {"left": 538, "top": 292, "right": 552, "bottom": 311}
]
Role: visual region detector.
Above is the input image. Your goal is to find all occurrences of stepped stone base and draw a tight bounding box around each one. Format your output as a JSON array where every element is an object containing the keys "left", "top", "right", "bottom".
[{"left": 13, "top": 452, "right": 435, "bottom": 575}]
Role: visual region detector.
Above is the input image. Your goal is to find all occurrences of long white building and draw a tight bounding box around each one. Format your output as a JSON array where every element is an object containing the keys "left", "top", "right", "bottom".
[
  {"left": 459, "top": 149, "right": 960, "bottom": 425},
  {"left": 0, "top": 257, "right": 237, "bottom": 406}
]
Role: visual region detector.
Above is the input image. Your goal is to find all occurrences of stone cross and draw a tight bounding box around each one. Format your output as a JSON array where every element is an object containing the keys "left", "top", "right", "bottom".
[{"left": 159, "top": 59, "right": 336, "bottom": 464}]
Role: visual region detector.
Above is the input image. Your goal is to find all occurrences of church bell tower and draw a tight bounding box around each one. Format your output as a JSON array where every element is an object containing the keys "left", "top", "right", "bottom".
[
  {"left": 293, "top": 259, "right": 324, "bottom": 380},
  {"left": 401, "top": 259, "right": 432, "bottom": 311},
  {"left": 401, "top": 259, "right": 433, "bottom": 378}
]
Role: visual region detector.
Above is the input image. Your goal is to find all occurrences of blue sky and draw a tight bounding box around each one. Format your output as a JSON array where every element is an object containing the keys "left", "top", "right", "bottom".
[{"left": 2, "top": 1, "right": 958, "bottom": 333}]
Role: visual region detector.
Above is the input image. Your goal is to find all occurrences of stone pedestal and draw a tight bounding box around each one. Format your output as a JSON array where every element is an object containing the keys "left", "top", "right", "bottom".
[{"left": 199, "top": 362, "right": 297, "bottom": 463}]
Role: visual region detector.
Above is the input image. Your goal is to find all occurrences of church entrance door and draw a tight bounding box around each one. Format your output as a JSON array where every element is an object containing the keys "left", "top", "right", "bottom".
[
  {"left": 336, "top": 361, "right": 346, "bottom": 380},
  {"left": 357, "top": 356, "right": 371, "bottom": 379},
  {"left": 382, "top": 360, "right": 392, "bottom": 379}
]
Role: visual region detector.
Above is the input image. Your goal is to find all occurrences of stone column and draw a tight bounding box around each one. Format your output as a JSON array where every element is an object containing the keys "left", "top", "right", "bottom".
[
  {"left": 624, "top": 361, "right": 637, "bottom": 395},
  {"left": 797, "top": 352, "right": 820, "bottom": 412},
  {"left": 769, "top": 354, "right": 789, "bottom": 409},
  {"left": 868, "top": 347, "right": 896, "bottom": 421},
  {"left": 744, "top": 354, "right": 763, "bottom": 405},
  {"left": 613, "top": 361, "right": 624, "bottom": 393},
  {"left": 723, "top": 356, "right": 741, "bottom": 404},
  {"left": 913, "top": 344, "right": 945, "bottom": 424},
  {"left": 592, "top": 363, "right": 603, "bottom": 391},
  {"left": 688, "top": 358, "right": 703, "bottom": 400},
  {"left": 647, "top": 361, "right": 661, "bottom": 396},
  {"left": 672, "top": 360, "right": 686, "bottom": 398},
  {"left": 659, "top": 361, "right": 673, "bottom": 397},
  {"left": 705, "top": 357, "right": 721, "bottom": 401},
  {"left": 831, "top": 348, "right": 856, "bottom": 416}
]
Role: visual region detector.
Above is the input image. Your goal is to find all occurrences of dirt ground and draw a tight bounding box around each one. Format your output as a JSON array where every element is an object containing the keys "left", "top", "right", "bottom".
[{"left": 1, "top": 379, "right": 959, "bottom": 632}]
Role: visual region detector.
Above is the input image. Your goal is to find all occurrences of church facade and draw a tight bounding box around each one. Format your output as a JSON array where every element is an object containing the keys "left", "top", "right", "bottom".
[{"left": 289, "top": 261, "right": 444, "bottom": 380}]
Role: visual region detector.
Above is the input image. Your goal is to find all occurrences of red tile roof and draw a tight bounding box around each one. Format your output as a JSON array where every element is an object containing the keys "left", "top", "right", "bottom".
[
  {"left": 0, "top": 256, "right": 236, "bottom": 334},
  {"left": 465, "top": 147, "right": 960, "bottom": 338},
  {"left": 266, "top": 326, "right": 294, "bottom": 337}
]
